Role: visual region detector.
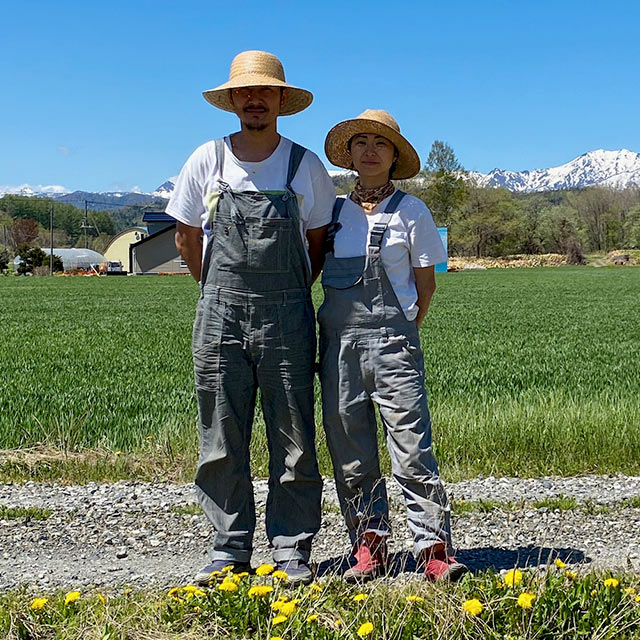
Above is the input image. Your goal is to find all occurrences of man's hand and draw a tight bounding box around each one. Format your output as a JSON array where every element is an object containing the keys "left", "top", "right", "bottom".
[
  {"left": 175, "top": 221, "right": 203, "bottom": 283},
  {"left": 413, "top": 265, "right": 436, "bottom": 328},
  {"left": 306, "top": 225, "right": 329, "bottom": 283}
]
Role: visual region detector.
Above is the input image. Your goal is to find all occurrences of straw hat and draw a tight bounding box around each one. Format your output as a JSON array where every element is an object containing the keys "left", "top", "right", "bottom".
[
  {"left": 324, "top": 109, "right": 420, "bottom": 179},
  {"left": 202, "top": 50, "right": 313, "bottom": 116}
]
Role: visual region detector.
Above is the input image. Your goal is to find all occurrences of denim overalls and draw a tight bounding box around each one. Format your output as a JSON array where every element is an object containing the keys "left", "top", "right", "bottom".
[
  {"left": 318, "top": 191, "right": 452, "bottom": 558},
  {"left": 192, "top": 138, "right": 322, "bottom": 564}
]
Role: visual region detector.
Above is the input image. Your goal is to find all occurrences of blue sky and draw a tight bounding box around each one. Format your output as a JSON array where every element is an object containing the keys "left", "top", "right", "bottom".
[{"left": 2, "top": 0, "right": 639, "bottom": 192}]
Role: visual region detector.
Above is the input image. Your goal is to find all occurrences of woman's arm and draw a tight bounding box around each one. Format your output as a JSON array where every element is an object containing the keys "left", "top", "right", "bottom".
[{"left": 413, "top": 265, "right": 436, "bottom": 327}]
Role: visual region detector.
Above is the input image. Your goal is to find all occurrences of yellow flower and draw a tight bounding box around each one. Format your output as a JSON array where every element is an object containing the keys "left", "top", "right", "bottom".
[
  {"left": 554, "top": 558, "right": 567, "bottom": 569},
  {"left": 635, "top": 595, "right": 640, "bottom": 603},
  {"left": 406, "top": 595, "right": 424, "bottom": 603},
  {"left": 308, "top": 583, "right": 323, "bottom": 592},
  {"left": 270, "top": 637, "right": 285, "bottom": 640},
  {"left": 278, "top": 595, "right": 289, "bottom": 602},
  {"left": 182, "top": 584, "right": 200, "bottom": 593},
  {"left": 504, "top": 569, "right": 523, "bottom": 587},
  {"left": 272, "top": 614, "right": 288, "bottom": 625},
  {"left": 167, "top": 587, "right": 181, "bottom": 597},
  {"left": 218, "top": 579, "right": 238, "bottom": 592},
  {"left": 306, "top": 614, "right": 318, "bottom": 622},
  {"left": 184, "top": 588, "right": 206, "bottom": 598},
  {"left": 30, "top": 598, "right": 48, "bottom": 611},
  {"left": 248, "top": 585, "right": 274, "bottom": 598},
  {"left": 517, "top": 592, "right": 536, "bottom": 610},
  {"left": 272, "top": 570, "right": 289, "bottom": 581},
  {"left": 591, "top": 589, "right": 598, "bottom": 597},
  {"left": 353, "top": 592, "right": 368, "bottom": 602},
  {"left": 462, "top": 598, "right": 484, "bottom": 616},
  {"left": 114, "top": 451, "right": 122, "bottom": 456},
  {"left": 123, "top": 588, "right": 132, "bottom": 595},
  {"left": 624, "top": 587, "right": 636, "bottom": 596},
  {"left": 357, "top": 621, "right": 374, "bottom": 637},
  {"left": 256, "top": 563, "right": 275, "bottom": 576},
  {"left": 565, "top": 570, "right": 578, "bottom": 580},
  {"left": 64, "top": 591, "right": 81, "bottom": 605},
  {"left": 221, "top": 565, "right": 234, "bottom": 573},
  {"left": 604, "top": 578, "right": 619, "bottom": 589},
  {"left": 335, "top": 618, "right": 343, "bottom": 628},
  {"left": 97, "top": 593, "right": 106, "bottom": 605},
  {"left": 276, "top": 600, "right": 297, "bottom": 616}
]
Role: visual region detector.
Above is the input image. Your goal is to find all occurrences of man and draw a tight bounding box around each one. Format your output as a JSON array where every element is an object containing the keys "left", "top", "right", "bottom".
[{"left": 166, "top": 50, "right": 335, "bottom": 585}]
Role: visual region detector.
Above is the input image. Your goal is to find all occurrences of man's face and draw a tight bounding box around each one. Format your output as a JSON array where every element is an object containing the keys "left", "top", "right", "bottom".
[{"left": 230, "top": 86, "right": 286, "bottom": 131}]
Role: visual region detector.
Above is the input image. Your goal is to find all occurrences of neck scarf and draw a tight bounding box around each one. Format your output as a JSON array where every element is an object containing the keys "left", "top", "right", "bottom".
[{"left": 350, "top": 178, "right": 395, "bottom": 213}]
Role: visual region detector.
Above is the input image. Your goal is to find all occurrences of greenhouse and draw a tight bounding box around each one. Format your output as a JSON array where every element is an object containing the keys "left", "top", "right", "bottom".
[{"left": 14, "top": 248, "right": 106, "bottom": 272}]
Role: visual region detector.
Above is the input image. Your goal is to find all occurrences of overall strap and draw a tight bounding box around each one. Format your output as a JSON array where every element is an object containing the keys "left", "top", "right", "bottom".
[
  {"left": 214, "top": 138, "right": 226, "bottom": 182},
  {"left": 369, "top": 190, "right": 406, "bottom": 249},
  {"left": 324, "top": 197, "right": 346, "bottom": 255},
  {"left": 286, "top": 143, "right": 306, "bottom": 189}
]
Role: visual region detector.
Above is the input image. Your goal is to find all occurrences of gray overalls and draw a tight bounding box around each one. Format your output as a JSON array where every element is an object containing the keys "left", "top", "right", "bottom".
[
  {"left": 192, "top": 138, "right": 322, "bottom": 564},
  {"left": 318, "top": 191, "right": 452, "bottom": 558}
]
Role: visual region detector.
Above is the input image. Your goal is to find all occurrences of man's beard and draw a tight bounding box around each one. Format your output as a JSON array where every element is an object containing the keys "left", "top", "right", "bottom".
[{"left": 244, "top": 121, "right": 269, "bottom": 131}]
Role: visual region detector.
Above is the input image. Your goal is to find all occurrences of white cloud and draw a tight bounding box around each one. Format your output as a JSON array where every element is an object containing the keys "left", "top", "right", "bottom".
[{"left": 0, "top": 184, "right": 70, "bottom": 196}]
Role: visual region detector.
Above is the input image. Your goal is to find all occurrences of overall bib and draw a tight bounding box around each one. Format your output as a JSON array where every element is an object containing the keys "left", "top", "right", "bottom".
[
  {"left": 318, "top": 191, "right": 452, "bottom": 558},
  {"left": 192, "top": 138, "right": 322, "bottom": 564}
]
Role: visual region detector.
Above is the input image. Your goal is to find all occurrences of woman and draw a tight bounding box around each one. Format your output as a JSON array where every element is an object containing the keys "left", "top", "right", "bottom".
[{"left": 319, "top": 110, "right": 466, "bottom": 582}]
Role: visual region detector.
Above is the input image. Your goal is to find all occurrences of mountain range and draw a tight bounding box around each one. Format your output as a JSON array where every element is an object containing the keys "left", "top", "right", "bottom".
[{"left": 2, "top": 149, "right": 639, "bottom": 205}]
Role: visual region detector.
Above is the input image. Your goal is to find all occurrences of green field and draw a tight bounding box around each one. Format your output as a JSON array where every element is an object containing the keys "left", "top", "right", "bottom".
[{"left": 1, "top": 267, "right": 639, "bottom": 482}]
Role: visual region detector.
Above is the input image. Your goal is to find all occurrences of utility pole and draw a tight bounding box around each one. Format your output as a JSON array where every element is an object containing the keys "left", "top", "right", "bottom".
[
  {"left": 49, "top": 204, "right": 54, "bottom": 276},
  {"left": 84, "top": 200, "right": 89, "bottom": 248}
]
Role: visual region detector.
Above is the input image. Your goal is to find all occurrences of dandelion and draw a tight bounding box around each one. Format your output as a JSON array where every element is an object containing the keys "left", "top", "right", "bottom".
[
  {"left": 604, "top": 578, "right": 619, "bottom": 589},
  {"left": 504, "top": 569, "right": 523, "bottom": 587},
  {"left": 221, "top": 565, "right": 234, "bottom": 573},
  {"left": 565, "top": 570, "right": 578, "bottom": 580},
  {"left": 272, "top": 570, "right": 289, "bottom": 581},
  {"left": 624, "top": 587, "right": 636, "bottom": 596},
  {"left": 278, "top": 595, "right": 289, "bottom": 602},
  {"left": 218, "top": 579, "right": 238, "bottom": 592},
  {"left": 335, "top": 618, "right": 343, "bottom": 628},
  {"left": 306, "top": 614, "right": 318, "bottom": 622},
  {"left": 64, "top": 591, "right": 81, "bottom": 605},
  {"left": 308, "top": 583, "right": 323, "bottom": 592},
  {"left": 256, "top": 563, "right": 275, "bottom": 576},
  {"left": 554, "top": 558, "right": 567, "bottom": 569},
  {"left": 357, "top": 621, "right": 374, "bottom": 637},
  {"left": 273, "top": 614, "right": 288, "bottom": 625},
  {"left": 184, "top": 588, "right": 206, "bottom": 598},
  {"left": 123, "top": 588, "right": 132, "bottom": 595},
  {"left": 270, "top": 637, "right": 285, "bottom": 640},
  {"left": 517, "top": 592, "right": 536, "bottom": 610},
  {"left": 353, "top": 592, "right": 368, "bottom": 602},
  {"left": 30, "top": 598, "right": 48, "bottom": 611},
  {"left": 97, "top": 593, "right": 106, "bottom": 605},
  {"left": 591, "top": 589, "right": 598, "bottom": 597},
  {"left": 276, "top": 601, "right": 297, "bottom": 616},
  {"left": 167, "top": 587, "right": 181, "bottom": 597},
  {"left": 635, "top": 595, "right": 640, "bottom": 603},
  {"left": 462, "top": 598, "right": 484, "bottom": 616},
  {"left": 406, "top": 595, "right": 424, "bottom": 603},
  {"left": 249, "top": 585, "right": 274, "bottom": 598},
  {"left": 114, "top": 451, "right": 122, "bottom": 456}
]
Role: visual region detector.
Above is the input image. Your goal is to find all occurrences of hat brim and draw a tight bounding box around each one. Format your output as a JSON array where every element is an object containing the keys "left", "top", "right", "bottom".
[
  {"left": 324, "top": 118, "right": 421, "bottom": 179},
  {"left": 202, "top": 75, "right": 313, "bottom": 116}
]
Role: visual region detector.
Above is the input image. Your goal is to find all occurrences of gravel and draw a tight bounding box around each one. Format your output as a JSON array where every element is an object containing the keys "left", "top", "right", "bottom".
[{"left": 1, "top": 475, "right": 639, "bottom": 591}]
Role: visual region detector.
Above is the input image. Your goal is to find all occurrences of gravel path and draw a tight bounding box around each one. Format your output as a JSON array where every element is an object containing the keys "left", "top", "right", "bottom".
[{"left": 2, "top": 475, "right": 639, "bottom": 591}]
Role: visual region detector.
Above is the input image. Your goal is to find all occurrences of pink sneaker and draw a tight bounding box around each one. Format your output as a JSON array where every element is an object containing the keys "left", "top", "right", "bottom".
[
  {"left": 343, "top": 532, "right": 388, "bottom": 583},
  {"left": 422, "top": 545, "right": 467, "bottom": 582}
]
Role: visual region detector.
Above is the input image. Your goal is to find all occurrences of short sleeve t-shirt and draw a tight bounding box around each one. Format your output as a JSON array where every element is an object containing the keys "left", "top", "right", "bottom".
[
  {"left": 332, "top": 192, "right": 446, "bottom": 320},
  {"left": 166, "top": 136, "right": 336, "bottom": 260}
]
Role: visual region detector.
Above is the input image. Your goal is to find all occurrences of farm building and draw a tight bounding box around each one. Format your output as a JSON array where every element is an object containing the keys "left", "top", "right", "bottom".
[
  {"left": 103, "top": 227, "right": 147, "bottom": 273},
  {"left": 129, "top": 211, "right": 188, "bottom": 275}
]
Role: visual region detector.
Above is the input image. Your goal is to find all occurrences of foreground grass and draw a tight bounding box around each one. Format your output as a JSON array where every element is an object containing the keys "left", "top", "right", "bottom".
[
  {"left": 5, "top": 567, "right": 640, "bottom": 640},
  {"left": 1, "top": 267, "right": 639, "bottom": 482}
]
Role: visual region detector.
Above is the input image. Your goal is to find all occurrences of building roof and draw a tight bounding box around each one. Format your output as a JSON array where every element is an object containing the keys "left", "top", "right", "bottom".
[{"left": 142, "top": 211, "right": 174, "bottom": 222}]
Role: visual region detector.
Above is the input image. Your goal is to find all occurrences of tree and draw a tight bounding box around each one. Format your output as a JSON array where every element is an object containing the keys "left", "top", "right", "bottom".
[
  {"left": 9, "top": 218, "right": 39, "bottom": 251},
  {"left": 421, "top": 140, "right": 467, "bottom": 226},
  {"left": 0, "top": 247, "right": 9, "bottom": 272}
]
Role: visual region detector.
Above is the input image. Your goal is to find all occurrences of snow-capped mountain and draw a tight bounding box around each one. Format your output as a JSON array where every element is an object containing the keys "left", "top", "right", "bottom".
[{"left": 468, "top": 149, "right": 640, "bottom": 192}]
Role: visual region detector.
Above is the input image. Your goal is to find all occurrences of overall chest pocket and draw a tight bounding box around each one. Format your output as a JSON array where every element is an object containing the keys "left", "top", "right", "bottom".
[{"left": 247, "top": 217, "right": 291, "bottom": 272}]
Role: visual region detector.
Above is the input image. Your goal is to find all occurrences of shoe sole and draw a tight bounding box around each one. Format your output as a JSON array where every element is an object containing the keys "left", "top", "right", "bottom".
[{"left": 343, "top": 567, "right": 386, "bottom": 583}]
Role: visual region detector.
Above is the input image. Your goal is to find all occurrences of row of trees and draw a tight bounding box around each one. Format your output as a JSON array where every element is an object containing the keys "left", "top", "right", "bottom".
[{"left": 334, "top": 142, "right": 640, "bottom": 259}]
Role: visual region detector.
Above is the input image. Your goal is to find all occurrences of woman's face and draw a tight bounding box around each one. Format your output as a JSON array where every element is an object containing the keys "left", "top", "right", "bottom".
[{"left": 348, "top": 134, "right": 397, "bottom": 181}]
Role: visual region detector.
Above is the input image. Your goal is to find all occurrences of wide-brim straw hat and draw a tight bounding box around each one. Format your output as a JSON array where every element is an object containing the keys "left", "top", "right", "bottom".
[
  {"left": 325, "top": 109, "right": 421, "bottom": 179},
  {"left": 202, "top": 50, "right": 313, "bottom": 116}
]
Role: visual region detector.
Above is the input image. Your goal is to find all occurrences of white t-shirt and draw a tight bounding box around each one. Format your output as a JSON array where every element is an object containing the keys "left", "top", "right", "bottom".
[
  {"left": 166, "top": 136, "right": 336, "bottom": 260},
  {"left": 333, "top": 192, "right": 446, "bottom": 320}
]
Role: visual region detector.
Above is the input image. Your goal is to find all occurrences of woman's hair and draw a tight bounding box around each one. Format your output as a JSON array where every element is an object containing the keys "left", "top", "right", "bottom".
[{"left": 347, "top": 134, "right": 399, "bottom": 180}]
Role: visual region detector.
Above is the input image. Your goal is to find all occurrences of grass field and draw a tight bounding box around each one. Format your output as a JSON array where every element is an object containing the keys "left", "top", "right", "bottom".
[
  {"left": 5, "top": 568, "right": 640, "bottom": 639},
  {"left": 1, "top": 267, "right": 639, "bottom": 482}
]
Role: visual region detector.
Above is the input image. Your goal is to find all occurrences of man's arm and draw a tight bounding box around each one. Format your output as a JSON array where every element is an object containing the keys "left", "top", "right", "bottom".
[
  {"left": 306, "top": 224, "right": 329, "bottom": 283},
  {"left": 175, "top": 221, "right": 203, "bottom": 282},
  {"left": 413, "top": 265, "right": 436, "bottom": 327}
]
